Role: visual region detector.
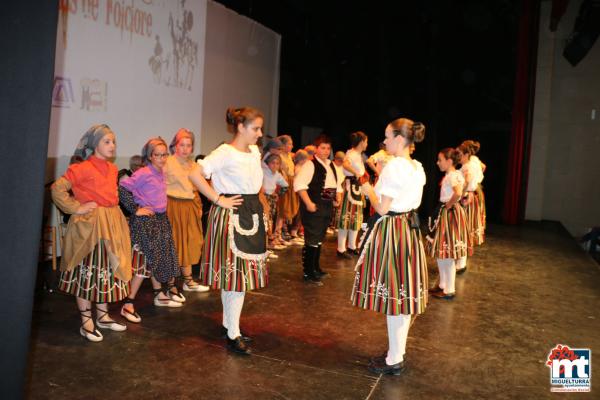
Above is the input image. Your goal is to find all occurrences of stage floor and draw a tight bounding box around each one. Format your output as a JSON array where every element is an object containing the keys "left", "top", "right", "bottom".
[{"left": 26, "top": 222, "right": 599, "bottom": 399}]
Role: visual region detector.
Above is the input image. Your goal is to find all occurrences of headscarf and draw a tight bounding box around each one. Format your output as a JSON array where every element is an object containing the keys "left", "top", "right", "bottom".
[
  {"left": 73, "top": 124, "right": 114, "bottom": 160},
  {"left": 141, "top": 137, "right": 168, "bottom": 164},
  {"left": 169, "top": 128, "right": 194, "bottom": 155}
]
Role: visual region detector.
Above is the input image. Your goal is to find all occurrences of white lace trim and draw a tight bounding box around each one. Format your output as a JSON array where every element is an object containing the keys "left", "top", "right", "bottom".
[
  {"left": 227, "top": 209, "right": 268, "bottom": 262},
  {"left": 231, "top": 212, "right": 260, "bottom": 236}
]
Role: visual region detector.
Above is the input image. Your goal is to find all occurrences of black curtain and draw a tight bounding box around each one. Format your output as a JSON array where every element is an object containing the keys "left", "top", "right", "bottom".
[{"left": 0, "top": 1, "right": 58, "bottom": 398}]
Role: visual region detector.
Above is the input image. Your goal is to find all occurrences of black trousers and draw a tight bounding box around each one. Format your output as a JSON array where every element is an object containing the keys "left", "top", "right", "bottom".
[{"left": 300, "top": 201, "right": 333, "bottom": 247}]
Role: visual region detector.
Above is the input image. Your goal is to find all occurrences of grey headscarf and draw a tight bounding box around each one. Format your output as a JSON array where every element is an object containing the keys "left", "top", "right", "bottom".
[
  {"left": 169, "top": 128, "right": 194, "bottom": 155},
  {"left": 74, "top": 124, "right": 114, "bottom": 160},
  {"left": 141, "top": 137, "right": 168, "bottom": 165}
]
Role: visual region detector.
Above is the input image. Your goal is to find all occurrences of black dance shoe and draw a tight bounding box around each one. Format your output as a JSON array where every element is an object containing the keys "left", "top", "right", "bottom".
[
  {"left": 315, "top": 269, "right": 330, "bottom": 278},
  {"left": 428, "top": 285, "right": 444, "bottom": 293},
  {"left": 303, "top": 274, "right": 324, "bottom": 286},
  {"left": 432, "top": 291, "right": 455, "bottom": 300},
  {"left": 347, "top": 248, "right": 360, "bottom": 256},
  {"left": 456, "top": 266, "right": 467, "bottom": 275},
  {"left": 336, "top": 251, "right": 353, "bottom": 259},
  {"left": 227, "top": 336, "right": 251, "bottom": 355},
  {"left": 220, "top": 326, "right": 252, "bottom": 342},
  {"left": 368, "top": 358, "right": 407, "bottom": 376}
]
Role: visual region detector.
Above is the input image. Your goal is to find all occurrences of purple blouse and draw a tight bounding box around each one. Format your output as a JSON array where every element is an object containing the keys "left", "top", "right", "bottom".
[{"left": 120, "top": 164, "right": 167, "bottom": 213}]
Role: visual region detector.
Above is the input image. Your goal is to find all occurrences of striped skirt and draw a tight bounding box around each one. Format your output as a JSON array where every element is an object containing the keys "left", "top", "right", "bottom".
[
  {"left": 337, "top": 180, "right": 364, "bottom": 231},
  {"left": 167, "top": 194, "right": 203, "bottom": 267},
  {"left": 464, "top": 187, "right": 485, "bottom": 246},
  {"left": 351, "top": 214, "right": 428, "bottom": 316},
  {"left": 132, "top": 247, "right": 151, "bottom": 278},
  {"left": 428, "top": 204, "right": 470, "bottom": 259},
  {"left": 59, "top": 240, "right": 130, "bottom": 302},
  {"left": 199, "top": 203, "right": 269, "bottom": 292}
]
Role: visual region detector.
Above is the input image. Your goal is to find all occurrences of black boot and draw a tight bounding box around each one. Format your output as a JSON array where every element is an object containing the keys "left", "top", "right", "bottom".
[
  {"left": 314, "top": 244, "right": 329, "bottom": 278},
  {"left": 302, "top": 245, "right": 323, "bottom": 286}
]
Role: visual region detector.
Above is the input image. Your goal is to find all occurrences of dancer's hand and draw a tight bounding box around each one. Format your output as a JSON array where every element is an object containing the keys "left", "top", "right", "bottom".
[
  {"left": 136, "top": 207, "right": 155, "bottom": 216},
  {"left": 218, "top": 195, "right": 243, "bottom": 210},
  {"left": 76, "top": 202, "right": 97, "bottom": 215},
  {"left": 306, "top": 201, "right": 317, "bottom": 213}
]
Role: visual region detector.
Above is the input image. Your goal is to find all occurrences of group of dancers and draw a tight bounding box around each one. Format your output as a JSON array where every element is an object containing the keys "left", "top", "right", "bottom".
[{"left": 50, "top": 107, "right": 486, "bottom": 375}]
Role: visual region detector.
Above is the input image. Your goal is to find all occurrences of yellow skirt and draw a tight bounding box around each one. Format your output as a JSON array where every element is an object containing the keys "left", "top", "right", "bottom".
[
  {"left": 277, "top": 175, "right": 299, "bottom": 221},
  {"left": 167, "top": 194, "right": 204, "bottom": 266}
]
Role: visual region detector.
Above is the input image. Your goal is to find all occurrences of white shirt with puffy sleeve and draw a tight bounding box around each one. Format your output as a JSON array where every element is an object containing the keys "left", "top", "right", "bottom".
[
  {"left": 439, "top": 170, "right": 465, "bottom": 203},
  {"left": 374, "top": 157, "right": 426, "bottom": 213},
  {"left": 198, "top": 144, "right": 263, "bottom": 194}
]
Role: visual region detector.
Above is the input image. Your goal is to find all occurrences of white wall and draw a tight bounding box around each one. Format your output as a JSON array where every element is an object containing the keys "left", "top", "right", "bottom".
[
  {"left": 199, "top": 0, "right": 281, "bottom": 154},
  {"left": 526, "top": 0, "right": 600, "bottom": 236},
  {"left": 48, "top": 0, "right": 207, "bottom": 176},
  {"left": 46, "top": 0, "right": 281, "bottom": 177}
]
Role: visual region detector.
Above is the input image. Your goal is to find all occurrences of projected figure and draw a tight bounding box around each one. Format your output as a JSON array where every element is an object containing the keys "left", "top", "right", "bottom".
[
  {"left": 167, "top": 0, "right": 198, "bottom": 90},
  {"left": 149, "top": 35, "right": 165, "bottom": 84}
]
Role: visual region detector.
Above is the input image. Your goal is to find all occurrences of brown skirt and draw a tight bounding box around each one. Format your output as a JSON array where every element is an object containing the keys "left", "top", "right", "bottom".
[
  {"left": 277, "top": 175, "right": 299, "bottom": 221},
  {"left": 167, "top": 194, "right": 204, "bottom": 267}
]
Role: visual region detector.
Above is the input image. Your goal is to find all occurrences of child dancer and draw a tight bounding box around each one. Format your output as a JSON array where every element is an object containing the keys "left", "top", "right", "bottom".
[
  {"left": 456, "top": 140, "right": 486, "bottom": 274},
  {"left": 165, "top": 129, "right": 210, "bottom": 292},
  {"left": 337, "top": 131, "right": 368, "bottom": 258},
  {"left": 119, "top": 138, "right": 183, "bottom": 322},
  {"left": 262, "top": 153, "right": 289, "bottom": 251},
  {"left": 294, "top": 135, "right": 341, "bottom": 285},
  {"left": 275, "top": 135, "right": 298, "bottom": 242},
  {"left": 197, "top": 107, "right": 267, "bottom": 355},
  {"left": 352, "top": 118, "right": 428, "bottom": 375},
  {"left": 51, "top": 124, "right": 131, "bottom": 342},
  {"left": 427, "top": 148, "right": 469, "bottom": 300}
]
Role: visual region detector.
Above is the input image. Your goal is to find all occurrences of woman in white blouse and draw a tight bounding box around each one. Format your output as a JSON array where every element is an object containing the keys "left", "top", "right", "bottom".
[
  {"left": 193, "top": 107, "right": 267, "bottom": 355},
  {"left": 337, "top": 131, "right": 368, "bottom": 258},
  {"left": 427, "top": 148, "right": 469, "bottom": 300},
  {"left": 456, "top": 140, "right": 486, "bottom": 274},
  {"left": 352, "top": 118, "right": 428, "bottom": 376}
]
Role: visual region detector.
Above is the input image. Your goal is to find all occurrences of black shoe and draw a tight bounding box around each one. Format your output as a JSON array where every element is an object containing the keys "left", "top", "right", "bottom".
[
  {"left": 220, "top": 326, "right": 252, "bottom": 342},
  {"left": 432, "top": 291, "right": 455, "bottom": 300},
  {"left": 303, "top": 274, "right": 324, "bottom": 286},
  {"left": 315, "top": 269, "right": 330, "bottom": 278},
  {"left": 347, "top": 248, "right": 360, "bottom": 256},
  {"left": 227, "top": 336, "right": 251, "bottom": 355},
  {"left": 369, "top": 353, "right": 407, "bottom": 366},
  {"left": 368, "top": 358, "right": 407, "bottom": 376},
  {"left": 428, "top": 285, "right": 444, "bottom": 293},
  {"left": 456, "top": 266, "right": 467, "bottom": 275},
  {"left": 337, "top": 251, "right": 353, "bottom": 259}
]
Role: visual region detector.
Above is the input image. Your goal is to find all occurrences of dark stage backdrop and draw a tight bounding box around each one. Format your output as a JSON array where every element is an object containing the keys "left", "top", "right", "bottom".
[
  {"left": 0, "top": 1, "right": 58, "bottom": 398},
  {"left": 215, "top": 0, "right": 520, "bottom": 221}
]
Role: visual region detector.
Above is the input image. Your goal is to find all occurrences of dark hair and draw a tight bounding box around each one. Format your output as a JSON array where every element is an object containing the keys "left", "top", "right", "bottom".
[
  {"left": 264, "top": 153, "right": 281, "bottom": 165},
  {"left": 313, "top": 134, "right": 332, "bottom": 147},
  {"left": 388, "top": 118, "right": 425, "bottom": 144},
  {"left": 263, "top": 138, "right": 284, "bottom": 153},
  {"left": 458, "top": 140, "right": 480, "bottom": 156},
  {"left": 439, "top": 147, "right": 461, "bottom": 166},
  {"left": 349, "top": 131, "right": 368, "bottom": 148},
  {"left": 277, "top": 134, "right": 293, "bottom": 145},
  {"left": 225, "top": 107, "right": 264, "bottom": 134}
]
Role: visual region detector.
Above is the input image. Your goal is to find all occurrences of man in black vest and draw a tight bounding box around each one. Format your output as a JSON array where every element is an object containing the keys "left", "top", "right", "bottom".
[{"left": 294, "top": 135, "right": 342, "bottom": 285}]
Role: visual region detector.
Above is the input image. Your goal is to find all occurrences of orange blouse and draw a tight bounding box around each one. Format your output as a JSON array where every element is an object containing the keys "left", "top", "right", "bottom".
[{"left": 64, "top": 155, "right": 118, "bottom": 207}]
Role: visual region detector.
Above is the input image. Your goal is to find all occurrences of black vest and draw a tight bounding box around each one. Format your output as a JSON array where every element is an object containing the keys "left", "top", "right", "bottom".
[{"left": 306, "top": 158, "right": 338, "bottom": 205}]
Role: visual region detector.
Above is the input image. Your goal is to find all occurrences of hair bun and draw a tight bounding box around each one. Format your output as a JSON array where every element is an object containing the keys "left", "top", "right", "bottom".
[{"left": 412, "top": 122, "right": 426, "bottom": 143}]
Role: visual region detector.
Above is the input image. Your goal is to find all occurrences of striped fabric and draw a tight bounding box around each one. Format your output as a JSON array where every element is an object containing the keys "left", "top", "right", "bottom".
[
  {"left": 464, "top": 186, "right": 486, "bottom": 246},
  {"left": 131, "top": 246, "right": 151, "bottom": 278},
  {"left": 59, "top": 239, "right": 130, "bottom": 302},
  {"left": 337, "top": 184, "right": 364, "bottom": 231},
  {"left": 351, "top": 215, "right": 428, "bottom": 315},
  {"left": 428, "top": 205, "right": 470, "bottom": 259},
  {"left": 200, "top": 205, "right": 269, "bottom": 292}
]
